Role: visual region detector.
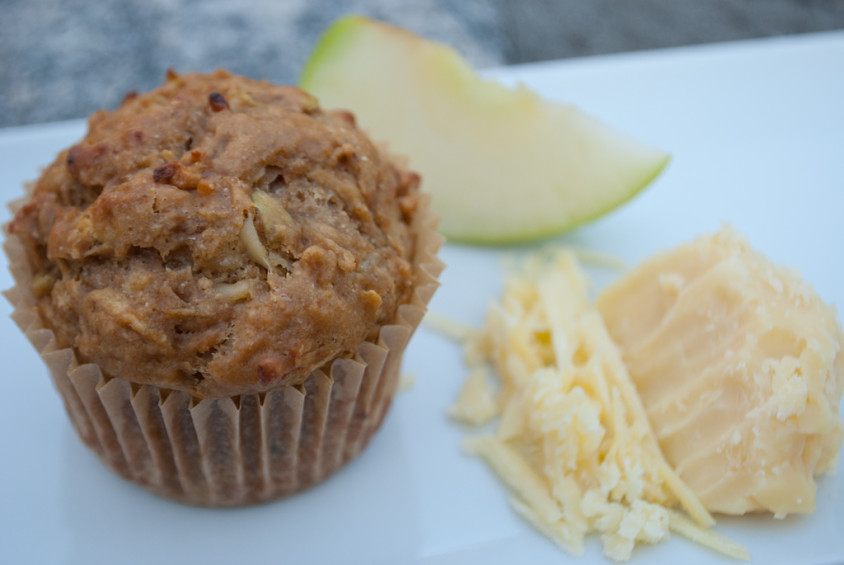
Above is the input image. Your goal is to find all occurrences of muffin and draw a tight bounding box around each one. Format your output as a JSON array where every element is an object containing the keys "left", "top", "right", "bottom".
[{"left": 4, "top": 69, "right": 443, "bottom": 506}]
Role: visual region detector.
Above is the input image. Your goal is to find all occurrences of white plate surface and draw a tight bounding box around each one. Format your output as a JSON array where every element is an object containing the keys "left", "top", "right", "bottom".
[{"left": 1, "top": 31, "right": 843, "bottom": 565}]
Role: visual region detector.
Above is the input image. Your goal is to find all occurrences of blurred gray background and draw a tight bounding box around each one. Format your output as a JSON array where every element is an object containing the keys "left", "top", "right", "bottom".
[{"left": 2, "top": 0, "right": 843, "bottom": 128}]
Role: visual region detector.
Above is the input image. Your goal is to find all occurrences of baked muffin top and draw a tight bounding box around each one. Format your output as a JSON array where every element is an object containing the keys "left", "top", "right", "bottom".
[{"left": 10, "top": 70, "right": 421, "bottom": 398}]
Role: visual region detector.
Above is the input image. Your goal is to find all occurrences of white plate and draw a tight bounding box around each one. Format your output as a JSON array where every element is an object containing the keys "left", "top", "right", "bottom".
[{"left": 1, "top": 31, "right": 843, "bottom": 565}]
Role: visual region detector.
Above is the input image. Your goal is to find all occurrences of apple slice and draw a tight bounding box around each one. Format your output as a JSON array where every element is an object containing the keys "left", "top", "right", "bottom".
[{"left": 300, "top": 16, "right": 669, "bottom": 245}]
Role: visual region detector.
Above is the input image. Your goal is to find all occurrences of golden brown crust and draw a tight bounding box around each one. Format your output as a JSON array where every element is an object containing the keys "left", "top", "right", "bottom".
[{"left": 10, "top": 69, "right": 421, "bottom": 398}]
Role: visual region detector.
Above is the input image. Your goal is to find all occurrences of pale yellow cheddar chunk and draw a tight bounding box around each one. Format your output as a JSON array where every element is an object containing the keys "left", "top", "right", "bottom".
[{"left": 597, "top": 226, "right": 844, "bottom": 516}]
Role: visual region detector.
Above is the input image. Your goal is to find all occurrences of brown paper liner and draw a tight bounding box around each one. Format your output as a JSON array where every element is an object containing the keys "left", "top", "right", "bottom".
[{"left": 4, "top": 193, "right": 444, "bottom": 507}]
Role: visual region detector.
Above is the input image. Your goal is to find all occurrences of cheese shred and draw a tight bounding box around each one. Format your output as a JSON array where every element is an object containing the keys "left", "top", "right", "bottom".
[{"left": 446, "top": 250, "right": 749, "bottom": 561}]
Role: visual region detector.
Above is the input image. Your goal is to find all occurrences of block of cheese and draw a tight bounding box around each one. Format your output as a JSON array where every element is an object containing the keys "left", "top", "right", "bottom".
[{"left": 597, "top": 227, "right": 844, "bottom": 516}]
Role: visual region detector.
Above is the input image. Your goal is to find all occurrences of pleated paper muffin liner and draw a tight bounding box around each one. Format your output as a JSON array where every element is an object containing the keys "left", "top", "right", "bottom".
[{"left": 4, "top": 193, "right": 444, "bottom": 507}]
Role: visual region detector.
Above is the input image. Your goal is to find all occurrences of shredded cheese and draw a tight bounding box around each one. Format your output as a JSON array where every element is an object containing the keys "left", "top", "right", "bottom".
[
  {"left": 423, "top": 310, "right": 478, "bottom": 343},
  {"left": 398, "top": 373, "right": 416, "bottom": 392},
  {"left": 446, "top": 250, "right": 748, "bottom": 561}
]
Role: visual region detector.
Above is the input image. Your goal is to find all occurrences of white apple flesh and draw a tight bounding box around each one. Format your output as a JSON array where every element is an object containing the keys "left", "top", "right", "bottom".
[{"left": 300, "top": 16, "right": 669, "bottom": 244}]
